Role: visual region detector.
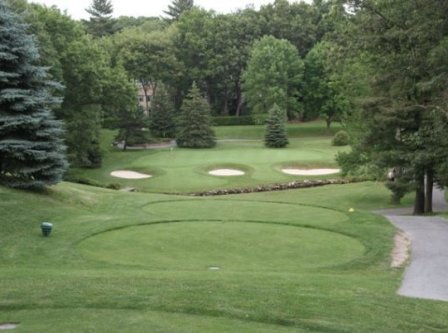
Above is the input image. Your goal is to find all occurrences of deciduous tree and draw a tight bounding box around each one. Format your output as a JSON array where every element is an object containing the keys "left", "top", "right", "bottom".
[{"left": 243, "top": 35, "right": 304, "bottom": 119}]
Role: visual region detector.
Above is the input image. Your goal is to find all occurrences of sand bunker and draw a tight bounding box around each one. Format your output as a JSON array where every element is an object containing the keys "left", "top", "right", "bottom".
[
  {"left": 0, "top": 323, "right": 18, "bottom": 330},
  {"left": 110, "top": 170, "right": 152, "bottom": 179},
  {"left": 282, "top": 168, "right": 340, "bottom": 176},
  {"left": 208, "top": 169, "right": 245, "bottom": 176}
]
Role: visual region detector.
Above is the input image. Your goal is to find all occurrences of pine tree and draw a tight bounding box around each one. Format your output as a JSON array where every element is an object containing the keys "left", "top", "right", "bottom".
[
  {"left": 264, "top": 104, "right": 289, "bottom": 148},
  {"left": 0, "top": 1, "right": 67, "bottom": 189},
  {"left": 176, "top": 83, "right": 215, "bottom": 148},
  {"left": 84, "top": 0, "right": 115, "bottom": 37},
  {"left": 163, "top": 0, "right": 194, "bottom": 23},
  {"left": 150, "top": 85, "right": 176, "bottom": 138}
]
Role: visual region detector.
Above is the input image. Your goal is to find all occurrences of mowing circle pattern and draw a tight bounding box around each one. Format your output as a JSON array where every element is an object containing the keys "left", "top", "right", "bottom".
[{"left": 78, "top": 221, "right": 364, "bottom": 272}]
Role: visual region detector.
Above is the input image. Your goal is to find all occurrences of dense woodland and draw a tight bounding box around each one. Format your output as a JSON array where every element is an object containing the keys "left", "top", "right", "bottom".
[{"left": 1, "top": 0, "right": 448, "bottom": 214}]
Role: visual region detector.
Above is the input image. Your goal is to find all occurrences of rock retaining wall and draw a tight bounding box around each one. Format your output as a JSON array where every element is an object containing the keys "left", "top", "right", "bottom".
[{"left": 189, "top": 178, "right": 367, "bottom": 196}]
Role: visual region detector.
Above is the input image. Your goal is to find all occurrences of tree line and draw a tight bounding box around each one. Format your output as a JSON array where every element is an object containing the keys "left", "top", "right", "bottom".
[
  {"left": 3, "top": 0, "right": 346, "bottom": 164},
  {"left": 1, "top": 0, "right": 447, "bottom": 216}
]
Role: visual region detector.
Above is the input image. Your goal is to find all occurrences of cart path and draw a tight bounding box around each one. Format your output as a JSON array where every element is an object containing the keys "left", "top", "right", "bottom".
[{"left": 378, "top": 188, "right": 448, "bottom": 301}]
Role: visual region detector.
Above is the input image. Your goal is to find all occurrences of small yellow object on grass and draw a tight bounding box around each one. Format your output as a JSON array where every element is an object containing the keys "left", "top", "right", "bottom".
[{"left": 348, "top": 208, "right": 355, "bottom": 213}]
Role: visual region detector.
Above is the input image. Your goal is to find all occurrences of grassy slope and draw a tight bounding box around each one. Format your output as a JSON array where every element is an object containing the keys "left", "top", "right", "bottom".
[
  {"left": 2, "top": 121, "right": 447, "bottom": 332},
  {"left": 1, "top": 182, "right": 448, "bottom": 332},
  {"left": 69, "top": 122, "right": 347, "bottom": 193}
]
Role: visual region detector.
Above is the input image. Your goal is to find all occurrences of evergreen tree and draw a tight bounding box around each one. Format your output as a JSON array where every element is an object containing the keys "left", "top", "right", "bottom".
[
  {"left": 176, "top": 83, "right": 215, "bottom": 148},
  {"left": 264, "top": 104, "right": 289, "bottom": 148},
  {"left": 338, "top": 0, "right": 448, "bottom": 214},
  {"left": 0, "top": 1, "right": 67, "bottom": 188},
  {"left": 84, "top": 0, "right": 115, "bottom": 37},
  {"left": 163, "top": 0, "right": 194, "bottom": 23},
  {"left": 150, "top": 85, "right": 176, "bottom": 138}
]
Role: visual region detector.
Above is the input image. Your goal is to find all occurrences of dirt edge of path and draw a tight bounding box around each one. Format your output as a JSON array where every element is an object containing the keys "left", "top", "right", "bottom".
[{"left": 391, "top": 231, "right": 411, "bottom": 268}]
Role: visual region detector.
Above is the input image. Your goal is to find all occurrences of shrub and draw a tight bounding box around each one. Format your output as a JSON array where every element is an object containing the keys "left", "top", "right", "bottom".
[
  {"left": 119, "top": 129, "right": 152, "bottom": 146},
  {"left": 332, "top": 130, "right": 350, "bottom": 146},
  {"left": 213, "top": 116, "right": 255, "bottom": 126}
]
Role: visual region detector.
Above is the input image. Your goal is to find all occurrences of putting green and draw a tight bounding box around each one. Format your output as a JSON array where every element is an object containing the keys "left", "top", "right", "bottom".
[{"left": 78, "top": 221, "right": 364, "bottom": 272}]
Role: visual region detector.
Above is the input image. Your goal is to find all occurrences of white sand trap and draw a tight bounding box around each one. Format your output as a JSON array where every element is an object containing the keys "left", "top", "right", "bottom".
[
  {"left": 208, "top": 169, "right": 245, "bottom": 176},
  {"left": 282, "top": 168, "right": 340, "bottom": 176},
  {"left": 110, "top": 170, "right": 152, "bottom": 179},
  {"left": 0, "top": 323, "right": 18, "bottom": 330}
]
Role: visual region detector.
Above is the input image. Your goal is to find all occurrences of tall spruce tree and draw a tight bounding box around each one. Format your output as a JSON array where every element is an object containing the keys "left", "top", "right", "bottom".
[
  {"left": 176, "top": 83, "right": 215, "bottom": 148},
  {"left": 150, "top": 85, "right": 176, "bottom": 138},
  {"left": 264, "top": 104, "right": 289, "bottom": 148},
  {"left": 0, "top": 0, "right": 67, "bottom": 188},
  {"left": 84, "top": 0, "right": 115, "bottom": 37},
  {"left": 163, "top": 0, "right": 194, "bottom": 23}
]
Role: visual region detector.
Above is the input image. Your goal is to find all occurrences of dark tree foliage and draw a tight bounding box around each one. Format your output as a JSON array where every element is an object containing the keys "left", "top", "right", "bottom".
[
  {"left": 150, "top": 85, "right": 176, "bottom": 138},
  {"left": 84, "top": 0, "right": 116, "bottom": 37},
  {"left": 0, "top": 0, "right": 67, "bottom": 188},
  {"left": 64, "top": 105, "right": 102, "bottom": 167},
  {"left": 337, "top": 0, "right": 448, "bottom": 213},
  {"left": 264, "top": 104, "right": 289, "bottom": 148},
  {"left": 176, "top": 83, "right": 215, "bottom": 148},
  {"left": 163, "top": 0, "right": 194, "bottom": 22},
  {"left": 113, "top": 106, "right": 147, "bottom": 151}
]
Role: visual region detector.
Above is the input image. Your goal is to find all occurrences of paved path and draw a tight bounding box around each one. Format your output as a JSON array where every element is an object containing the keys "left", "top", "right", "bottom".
[
  {"left": 115, "top": 140, "right": 176, "bottom": 150},
  {"left": 378, "top": 188, "right": 448, "bottom": 301}
]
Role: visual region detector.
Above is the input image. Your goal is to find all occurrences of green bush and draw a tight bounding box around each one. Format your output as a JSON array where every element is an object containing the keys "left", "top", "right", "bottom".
[
  {"left": 117, "top": 130, "right": 152, "bottom": 146},
  {"left": 332, "top": 130, "right": 350, "bottom": 146},
  {"left": 213, "top": 115, "right": 255, "bottom": 126}
]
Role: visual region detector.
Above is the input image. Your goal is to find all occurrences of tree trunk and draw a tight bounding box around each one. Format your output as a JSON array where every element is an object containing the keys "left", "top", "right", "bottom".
[
  {"left": 326, "top": 117, "right": 332, "bottom": 133},
  {"left": 222, "top": 86, "right": 229, "bottom": 116},
  {"left": 140, "top": 80, "right": 150, "bottom": 115},
  {"left": 413, "top": 172, "right": 425, "bottom": 215},
  {"left": 122, "top": 128, "right": 129, "bottom": 151},
  {"left": 235, "top": 81, "right": 242, "bottom": 117},
  {"left": 425, "top": 168, "right": 434, "bottom": 214}
]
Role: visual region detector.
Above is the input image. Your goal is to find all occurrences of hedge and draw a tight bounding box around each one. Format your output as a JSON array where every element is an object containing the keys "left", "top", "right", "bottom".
[{"left": 212, "top": 115, "right": 268, "bottom": 126}]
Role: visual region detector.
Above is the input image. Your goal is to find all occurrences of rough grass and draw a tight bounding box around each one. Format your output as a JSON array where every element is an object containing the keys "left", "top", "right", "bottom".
[{"left": 1, "top": 182, "right": 448, "bottom": 332}]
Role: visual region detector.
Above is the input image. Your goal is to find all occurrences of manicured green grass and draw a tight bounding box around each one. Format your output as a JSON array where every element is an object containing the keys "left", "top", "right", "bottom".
[
  {"left": 69, "top": 122, "right": 347, "bottom": 193},
  {"left": 2, "top": 121, "right": 446, "bottom": 332},
  {"left": 1, "top": 182, "right": 447, "bottom": 332},
  {"left": 214, "top": 120, "right": 342, "bottom": 139}
]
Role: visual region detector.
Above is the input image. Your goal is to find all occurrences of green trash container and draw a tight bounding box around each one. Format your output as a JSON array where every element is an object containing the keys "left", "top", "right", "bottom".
[{"left": 41, "top": 222, "right": 53, "bottom": 237}]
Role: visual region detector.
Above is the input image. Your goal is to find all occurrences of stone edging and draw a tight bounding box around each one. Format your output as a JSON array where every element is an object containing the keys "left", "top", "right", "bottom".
[{"left": 189, "top": 178, "right": 366, "bottom": 196}]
